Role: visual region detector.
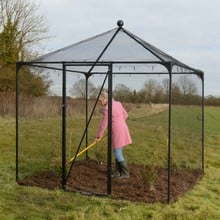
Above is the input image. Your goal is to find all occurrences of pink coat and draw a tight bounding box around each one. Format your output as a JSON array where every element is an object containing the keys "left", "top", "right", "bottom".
[{"left": 96, "top": 100, "right": 132, "bottom": 149}]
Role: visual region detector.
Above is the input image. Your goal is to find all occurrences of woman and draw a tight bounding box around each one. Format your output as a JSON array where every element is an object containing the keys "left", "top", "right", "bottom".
[{"left": 96, "top": 91, "right": 132, "bottom": 178}]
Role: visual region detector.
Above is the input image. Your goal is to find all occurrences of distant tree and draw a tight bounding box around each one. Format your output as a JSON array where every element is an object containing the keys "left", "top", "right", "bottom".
[
  {"left": 0, "top": 63, "right": 15, "bottom": 92},
  {"left": 0, "top": 0, "right": 51, "bottom": 95},
  {"left": 177, "top": 75, "right": 197, "bottom": 96},
  {"left": 135, "top": 89, "right": 147, "bottom": 103},
  {"left": 113, "top": 84, "right": 132, "bottom": 102},
  {"left": 0, "top": 0, "right": 49, "bottom": 62},
  {"left": 162, "top": 79, "right": 169, "bottom": 96},
  {"left": 18, "top": 68, "right": 51, "bottom": 96},
  {"left": 69, "top": 79, "right": 97, "bottom": 99},
  {"left": 171, "top": 82, "right": 182, "bottom": 104},
  {"left": 143, "top": 79, "right": 161, "bottom": 102},
  {"left": 161, "top": 77, "right": 199, "bottom": 104},
  {"left": 130, "top": 89, "right": 138, "bottom": 103},
  {"left": 153, "top": 84, "right": 164, "bottom": 103},
  {"left": 176, "top": 75, "right": 198, "bottom": 104},
  {"left": 0, "top": 19, "right": 19, "bottom": 66},
  {"left": 205, "top": 95, "right": 220, "bottom": 106},
  {"left": 159, "top": 78, "right": 171, "bottom": 103}
]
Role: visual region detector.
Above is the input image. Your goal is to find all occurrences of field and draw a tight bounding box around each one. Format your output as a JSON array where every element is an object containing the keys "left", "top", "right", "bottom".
[{"left": 0, "top": 104, "right": 220, "bottom": 219}]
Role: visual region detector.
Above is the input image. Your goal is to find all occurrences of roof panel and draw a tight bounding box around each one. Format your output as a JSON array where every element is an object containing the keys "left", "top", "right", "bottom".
[
  {"left": 34, "top": 29, "right": 117, "bottom": 62},
  {"left": 30, "top": 22, "right": 202, "bottom": 74},
  {"left": 101, "top": 29, "right": 161, "bottom": 62},
  {"left": 33, "top": 28, "right": 167, "bottom": 63}
]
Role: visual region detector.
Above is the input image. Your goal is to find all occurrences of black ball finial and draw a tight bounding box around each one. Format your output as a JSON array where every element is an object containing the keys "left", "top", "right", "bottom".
[{"left": 117, "top": 20, "right": 124, "bottom": 27}]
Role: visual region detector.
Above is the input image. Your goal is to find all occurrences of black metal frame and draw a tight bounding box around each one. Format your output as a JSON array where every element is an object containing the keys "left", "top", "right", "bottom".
[{"left": 15, "top": 21, "right": 204, "bottom": 203}]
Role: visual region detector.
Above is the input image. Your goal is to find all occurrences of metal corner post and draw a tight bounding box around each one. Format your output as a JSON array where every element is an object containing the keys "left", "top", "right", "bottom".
[
  {"left": 167, "top": 63, "right": 172, "bottom": 204},
  {"left": 62, "top": 63, "right": 67, "bottom": 189},
  {"left": 107, "top": 64, "right": 113, "bottom": 195},
  {"left": 15, "top": 62, "right": 20, "bottom": 181},
  {"left": 85, "top": 75, "right": 89, "bottom": 159},
  {"left": 201, "top": 72, "right": 205, "bottom": 172}
]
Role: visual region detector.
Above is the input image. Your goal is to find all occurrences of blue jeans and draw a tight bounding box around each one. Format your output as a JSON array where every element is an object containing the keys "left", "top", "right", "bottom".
[{"left": 114, "top": 147, "right": 124, "bottom": 162}]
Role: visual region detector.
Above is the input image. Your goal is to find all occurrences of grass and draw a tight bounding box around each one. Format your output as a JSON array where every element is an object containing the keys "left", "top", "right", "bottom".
[{"left": 0, "top": 105, "right": 220, "bottom": 219}]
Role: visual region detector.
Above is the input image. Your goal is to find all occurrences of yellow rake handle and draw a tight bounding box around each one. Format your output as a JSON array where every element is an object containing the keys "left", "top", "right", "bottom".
[{"left": 67, "top": 133, "right": 107, "bottom": 164}]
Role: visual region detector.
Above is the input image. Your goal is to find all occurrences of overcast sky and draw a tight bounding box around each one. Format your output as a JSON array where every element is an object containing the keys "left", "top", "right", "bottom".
[{"left": 38, "top": 0, "right": 220, "bottom": 96}]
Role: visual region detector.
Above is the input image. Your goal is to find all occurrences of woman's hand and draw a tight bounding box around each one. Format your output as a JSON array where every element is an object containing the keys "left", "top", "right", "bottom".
[{"left": 95, "top": 138, "right": 101, "bottom": 143}]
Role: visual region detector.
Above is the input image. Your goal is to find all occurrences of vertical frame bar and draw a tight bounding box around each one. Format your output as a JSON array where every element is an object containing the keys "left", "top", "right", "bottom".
[
  {"left": 107, "top": 64, "right": 113, "bottom": 195},
  {"left": 15, "top": 63, "right": 20, "bottom": 181},
  {"left": 201, "top": 72, "right": 205, "bottom": 172},
  {"left": 85, "top": 75, "right": 89, "bottom": 159},
  {"left": 62, "top": 63, "right": 67, "bottom": 189},
  {"left": 167, "top": 64, "right": 172, "bottom": 204}
]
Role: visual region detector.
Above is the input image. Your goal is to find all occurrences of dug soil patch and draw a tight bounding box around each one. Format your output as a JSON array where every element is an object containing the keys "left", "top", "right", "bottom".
[{"left": 18, "top": 159, "right": 203, "bottom": 203}]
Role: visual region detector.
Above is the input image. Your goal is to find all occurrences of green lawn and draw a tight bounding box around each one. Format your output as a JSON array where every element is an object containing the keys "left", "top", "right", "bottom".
[{"left": 0, "top": 106, "right": 220, "bottom": 219}]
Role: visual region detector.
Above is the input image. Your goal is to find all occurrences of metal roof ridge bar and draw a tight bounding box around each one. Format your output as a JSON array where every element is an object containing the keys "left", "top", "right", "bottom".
[
  {"left": 85, "top": 25, "right": 123, "bottom": 77},
  {"left": 121, "top": 28, "right": 166, "bottom": 62}
]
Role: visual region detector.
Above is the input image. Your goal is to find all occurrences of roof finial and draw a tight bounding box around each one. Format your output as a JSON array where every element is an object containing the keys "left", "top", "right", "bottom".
[{"left": 117, "top": 20, "right": 124, "bottom": 27}]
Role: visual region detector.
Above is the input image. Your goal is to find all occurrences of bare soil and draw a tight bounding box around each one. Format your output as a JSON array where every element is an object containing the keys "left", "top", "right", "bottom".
[{"left": 18, "top": 159, "right": 203, "bottom": 203}]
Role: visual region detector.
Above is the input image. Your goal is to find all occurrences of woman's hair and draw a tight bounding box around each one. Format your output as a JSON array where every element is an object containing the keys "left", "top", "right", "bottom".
[{"left": 99, "top": 91, "right": 108, "bottom": 100}]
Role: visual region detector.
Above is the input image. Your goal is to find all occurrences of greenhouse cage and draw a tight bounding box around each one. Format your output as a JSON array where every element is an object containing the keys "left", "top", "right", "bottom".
[{"left": 16, "top": 20, "right": 204, "bottom": 203}]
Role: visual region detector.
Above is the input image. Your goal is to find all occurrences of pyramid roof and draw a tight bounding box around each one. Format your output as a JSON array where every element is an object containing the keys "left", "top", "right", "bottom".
[{"left": 31, "top": 21, "right": 202, "bottom": 74}]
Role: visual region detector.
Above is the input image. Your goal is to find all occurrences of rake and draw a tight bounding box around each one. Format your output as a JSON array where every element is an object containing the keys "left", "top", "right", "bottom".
[{"left": 66, "top": 133, "right": 107, "bottom": 164}]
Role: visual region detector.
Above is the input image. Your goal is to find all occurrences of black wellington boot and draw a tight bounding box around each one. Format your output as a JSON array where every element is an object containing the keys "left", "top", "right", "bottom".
[
  {"left": 119, "top": 160, "right": 130, "bottom": 179},
  {"left": 111, "top": 159, "right": 121, "bottom": 178}
]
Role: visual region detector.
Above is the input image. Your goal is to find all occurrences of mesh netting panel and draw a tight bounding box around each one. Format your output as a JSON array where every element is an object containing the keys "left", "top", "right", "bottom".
[
  {"left": 112, "top": 73, "right": 169, "bottom": 194},
  {"left": 34, "top": 29, "right": 117, "bottom": 63},
  {"left": 17, "top": 69, "right": 62, "bottom": 180},
  {"left": 171, "top": 73, "right": 203, "bottom": 166},
  {"left": 113, "top": 73, "right": 169, "bottom": 163},
  {"left": 170, "top": 73, "right": 203, "bottom": 201},
  {"left": 65, "top": 70, "right": 109, "bottom": 194},
  {"left": 101, "top": 30, "right": 162, "bottom": 62}
]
